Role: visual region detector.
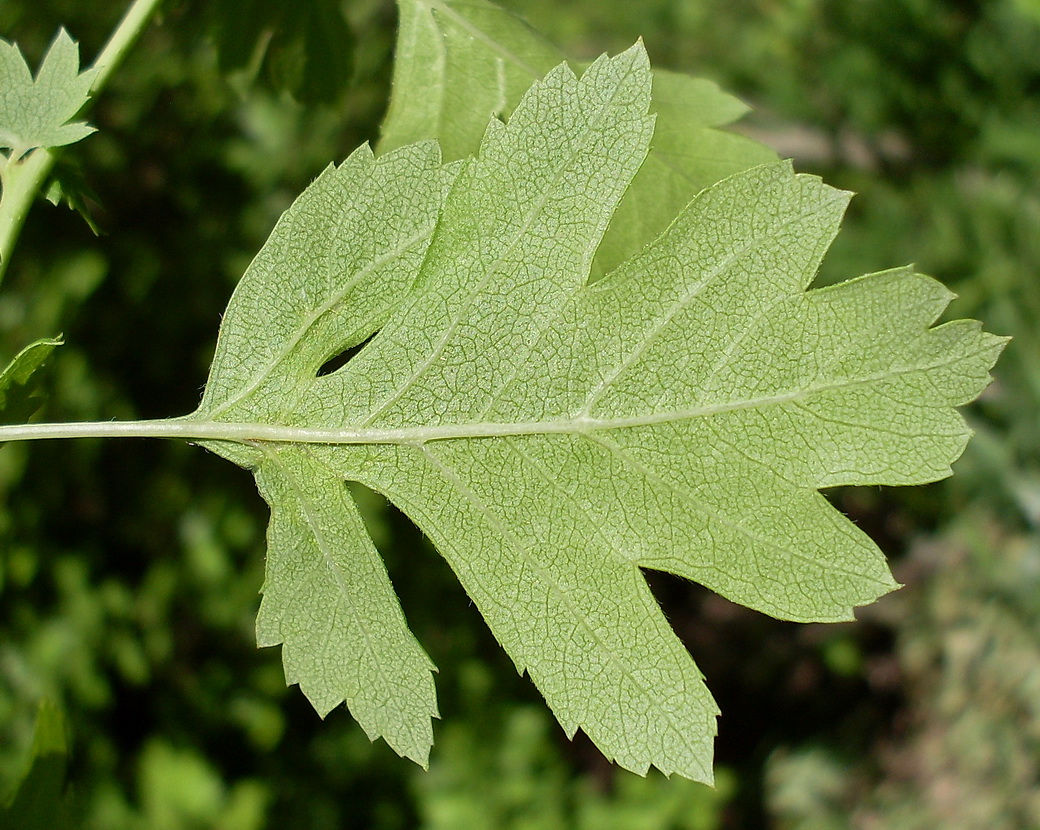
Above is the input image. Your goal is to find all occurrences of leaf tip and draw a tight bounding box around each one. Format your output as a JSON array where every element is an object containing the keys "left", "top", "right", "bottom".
[
  {"left": 623, "top": 37, "right": 650, "bottom": 63},
  {"left": 43, "top": 25, "right": 95, "bottom": 80},
  {"left": 47, "top": 26, "right": 76, "bottom": 56}
]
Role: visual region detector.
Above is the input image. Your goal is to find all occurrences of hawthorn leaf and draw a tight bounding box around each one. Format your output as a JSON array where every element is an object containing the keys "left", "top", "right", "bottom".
[
  {"left": 0, "top": 29, "right": 97, "bottom": 159},
  {"left": 380, "top": 0, "right": 775, "bottom": 276},
  {"left": 192, "top": 45, "right": 1005, "bottom": 781},
  {"left": 595, "top": 68, "right": 776, "bottom": 275}
]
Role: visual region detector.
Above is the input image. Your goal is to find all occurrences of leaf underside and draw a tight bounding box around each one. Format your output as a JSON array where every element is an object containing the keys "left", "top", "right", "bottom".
[
  {"left": 0, "top": 29, "right": 96, "bottom": 158},
  {"left": 380, "top": 0, "right": 777, "bottom": 277},
  {"left": 192, "top": 44, "right": 1006, "bottom": 781}
]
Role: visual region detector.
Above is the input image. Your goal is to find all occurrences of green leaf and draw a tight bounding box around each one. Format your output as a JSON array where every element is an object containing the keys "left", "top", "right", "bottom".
[
  {"left": 45, "top": 158, "right": 102, "bottom": 235},
  {"left": 0, "top": 336, "right": 62, "bottom": 424},
  {"left": 596, "top": 68, "right": 777, "bottom": 275},
  {"left": 0, "top": 29, "right": 97, "bottom": 159},
  {"left": 0, "top": 701, "right": 79, "bottom": 830},
  {"left": 379, "top": 0, "right": 776, "bottom": 276},
  {"left": 380, "top": 0, "right": 564, "bottom": 161},
  {"left": 192, "top": 45, "right": 1005, "bottom": 781}
]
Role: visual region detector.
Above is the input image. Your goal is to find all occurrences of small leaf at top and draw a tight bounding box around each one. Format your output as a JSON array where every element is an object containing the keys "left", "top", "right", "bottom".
[
  {"left": 0, "top": 29, "right": 97, "bottom": 159},
  {"left": 191, "top": 43, "right": 1006, "bottom": 781}
]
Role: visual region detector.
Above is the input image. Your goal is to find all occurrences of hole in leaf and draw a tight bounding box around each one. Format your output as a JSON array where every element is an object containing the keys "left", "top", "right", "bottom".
[{"left": 316, "top": 332, "right": 377, "bottom": 377}]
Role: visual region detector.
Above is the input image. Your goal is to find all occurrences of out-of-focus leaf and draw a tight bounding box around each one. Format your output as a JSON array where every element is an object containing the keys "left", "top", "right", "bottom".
[
  {"left": 0, "top": 701, "right": 78, "bottom": 830},
  {"left": 44, "top": 158, "right": 101, "bottom": 235},
  {"left": 380, "top": 0, "right": 563, "bottom": 160},
  {"left": 194, "top": 0, "right": 356, "bottom": 104}
]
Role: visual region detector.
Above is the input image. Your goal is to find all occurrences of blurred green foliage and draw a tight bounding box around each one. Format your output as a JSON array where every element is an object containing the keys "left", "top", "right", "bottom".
[
  {"left": 766, "top": 514, "right": 1040, "bottom": 829},
  {"left": 0, "top": 0, "right": 1037, "bottom": 827},
  {"left": 1, "top": 700, "right": 79, "bottom": 830}
]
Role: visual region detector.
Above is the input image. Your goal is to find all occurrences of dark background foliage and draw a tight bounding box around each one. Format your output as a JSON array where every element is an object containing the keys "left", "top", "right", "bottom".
[{"left": 1, "top": 1, "right": 1038, "bottom": 827}]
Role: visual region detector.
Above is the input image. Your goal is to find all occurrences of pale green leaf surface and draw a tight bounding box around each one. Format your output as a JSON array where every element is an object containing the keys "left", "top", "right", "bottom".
[
  {"left": 595, "top": 69, "right": 776, "bottom": 276},
  {"left": 194, "top": 45, "right": 1005, "bottom": 781},
  {"left": 193, "top": 139, "right": 457, "bottom": 764},
  {"left": 0, "top": 29, "right": 96, "bottom": 157},
  {"left": 380, "top": 0, "right": 776, "bottom": 278},
  {"left": 254, "top": 447, "right": 438, "bottom": 765}
]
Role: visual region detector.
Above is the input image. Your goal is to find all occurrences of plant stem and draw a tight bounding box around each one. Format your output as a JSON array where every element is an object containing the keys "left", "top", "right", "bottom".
[
  {"left": 90, "top": 0, "right": 166, "bottom": 92},
  {"left": 0, "top": 417, "right": 573, "bottom": 446},
  {"left": 0, "top": 415, "right": 604, "bottom": 446},
  {"left": 0, "top": 419, "right": 269, "bottom": 445},
  {"left": 0, "top": 0, "right": 165, "bottom": 284},
  {"left": 0, "top": 150, "right": 50, "bottom": 282}
]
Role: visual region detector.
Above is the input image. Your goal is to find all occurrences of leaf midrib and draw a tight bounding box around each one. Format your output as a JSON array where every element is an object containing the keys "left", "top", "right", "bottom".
[{"left": 166, "top": 343, "right": 984, "bottom": 446}]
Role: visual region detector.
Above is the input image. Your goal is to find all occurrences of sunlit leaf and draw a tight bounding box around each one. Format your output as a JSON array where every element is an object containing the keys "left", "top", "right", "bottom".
[{"left": 190, "top": 44, "right": 1005, "bottom": 781}]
